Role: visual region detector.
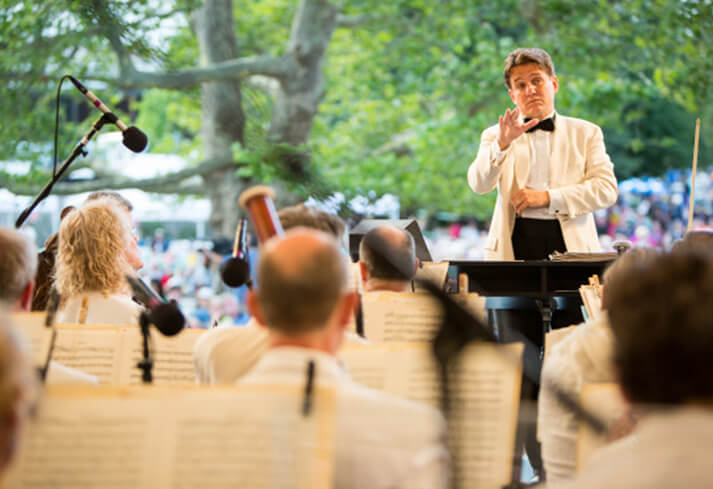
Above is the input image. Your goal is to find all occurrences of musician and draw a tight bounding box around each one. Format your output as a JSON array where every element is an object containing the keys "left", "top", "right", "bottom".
[
  {"left": 564, "top": 249, "right": 713, "bottom": 489},
  {"left": 241, "top": 228, "right": 449, "bottom": 489},
  {"left": 359, "top": 225, "right": 417, "bottom": 292},
  {"left": 0, "top": 307, "right": 36, "bottom": 474},
  {"left": 193, "top": 204, "right": 366, "bottom": 384},
  {"left": 538, "top": 248, "right": 657, "bottom": 484},
  {"left": 0, "top": 228, "right": 37, "bottom": 312},
  {"left": 54, "top": 199, "right": 142, "bottom": 325},
  {"left": 467, "top": 48, "right": 618, "bottom": 261}
]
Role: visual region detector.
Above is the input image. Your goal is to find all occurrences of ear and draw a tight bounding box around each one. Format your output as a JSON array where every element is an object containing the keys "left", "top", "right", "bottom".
[
  {"left": 359, "top": 261, "right": 368, "bottom": 285},
  {"left": 414, "top": 257, "right": 420, "bottom": 273},
  {"left": 552, "top": 74, "right": 559, "bottom": 93},
  {"left": 19, "top": 282, "right": 34, "bottom": 312},
  {"left": 246, "top": 290, "right": 267, "bottom": 328},
  {"left": 508, "top": 88, "right": 516, "bottom": 105}
]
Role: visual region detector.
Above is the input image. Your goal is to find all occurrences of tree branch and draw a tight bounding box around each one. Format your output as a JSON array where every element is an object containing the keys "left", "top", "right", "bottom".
[
  {"left": 335, "top": 13, "right": 372, "bottom": 28},
  {"left": 2, "top": 155, "right": 238, "bottom": 196},
  {"left": 118, "top": 54, "right": 293, "bottom": 90}
]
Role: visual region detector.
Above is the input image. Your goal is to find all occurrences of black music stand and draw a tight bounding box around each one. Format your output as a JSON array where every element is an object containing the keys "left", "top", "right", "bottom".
[{"left": 450, "top": 259, "right": 612, "bottom": 342}]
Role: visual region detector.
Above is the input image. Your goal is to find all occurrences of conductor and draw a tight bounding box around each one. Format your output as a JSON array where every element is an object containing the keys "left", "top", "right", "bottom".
[{"left": 468, "top": 48, "right": 618, "bottom": 261}]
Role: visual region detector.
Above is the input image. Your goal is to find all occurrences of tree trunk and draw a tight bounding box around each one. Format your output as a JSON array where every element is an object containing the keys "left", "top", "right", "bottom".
[
  {"left": 192, "top": 0, "right": 246, "bottom": 237},
  {"left": 269, "top": 0, "right": 339, "bottom": 146}
]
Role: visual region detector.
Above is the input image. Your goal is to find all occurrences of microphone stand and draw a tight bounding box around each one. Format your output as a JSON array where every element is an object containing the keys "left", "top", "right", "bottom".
[
  {"left": 15, "top": 112, "right": 116, "bottom": 228},
  {"left": 137, "top": 311, "right": 154, "bottom": 384}
]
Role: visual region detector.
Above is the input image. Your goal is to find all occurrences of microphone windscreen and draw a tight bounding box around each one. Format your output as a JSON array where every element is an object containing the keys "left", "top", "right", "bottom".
[
  {"left": 123, "top": 126, "right": 148, "bottom": 153},
  {"left": 150, "top": 302, "right": 185, "bottom": 336},
  {"left": 221, "top": 257, "right": 251, "bottom": 288}
]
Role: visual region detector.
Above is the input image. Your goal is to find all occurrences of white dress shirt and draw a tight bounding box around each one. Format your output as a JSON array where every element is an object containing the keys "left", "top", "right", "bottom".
[
  {"left": 240, "top": 347, "right": 450, "bottom": 489},
  {"left": 562, "top": 406, "right": 713, "bottom": 489},
  {"left": 537, "top": 314, "right": 615, "bottom": 485},
  {"left": 193, "top": 318, "right": 369, "bottom": 384},
  {"left": 56, "top": 291, "right": 142, "bottom": 326},
  {"left": 490, "top": 111, "right": 567, "bottom": 219}
]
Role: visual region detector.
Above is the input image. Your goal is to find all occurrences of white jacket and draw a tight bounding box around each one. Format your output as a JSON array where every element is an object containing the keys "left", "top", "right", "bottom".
[{"left": 468, "top": 114, "right": 618, "bottom": 260}]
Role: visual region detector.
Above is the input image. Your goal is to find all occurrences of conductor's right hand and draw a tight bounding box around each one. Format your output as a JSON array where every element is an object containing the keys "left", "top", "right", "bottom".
[{"left": 497, "top": 107, "right": 540, "bottom": 150}]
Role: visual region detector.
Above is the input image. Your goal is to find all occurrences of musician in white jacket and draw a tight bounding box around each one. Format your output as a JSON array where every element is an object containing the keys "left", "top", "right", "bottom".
[{"left": 468, "top": 48, "right": 618, "bottom": 261}]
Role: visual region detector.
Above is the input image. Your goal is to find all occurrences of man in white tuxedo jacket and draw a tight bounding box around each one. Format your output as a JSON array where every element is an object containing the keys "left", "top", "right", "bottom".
[
  {"left": 240, "top": 228, "right": 449, "bottom": 489},
  {"left": 468, "top": 48, "right": 618, "bottom": 261}
]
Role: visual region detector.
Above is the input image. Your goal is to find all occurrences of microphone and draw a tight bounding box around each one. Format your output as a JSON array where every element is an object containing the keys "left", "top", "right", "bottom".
[
  {"left": 126, "top": 275, "right": 185, "bottom": 336},
  {"left": 68, "top": 76, "right": 148, "bottom": 153},
  {"left": 221, "top": 218, "right": 252, "bottom": 288}
]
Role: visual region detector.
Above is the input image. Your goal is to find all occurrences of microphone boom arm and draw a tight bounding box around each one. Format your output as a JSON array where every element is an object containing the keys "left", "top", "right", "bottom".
[{"left": 15, "top": 113, "right": 113, "bottom": 229}]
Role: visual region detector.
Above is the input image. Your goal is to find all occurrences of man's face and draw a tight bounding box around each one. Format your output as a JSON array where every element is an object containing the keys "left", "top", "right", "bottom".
[{"left": 508, "top": 63, "right": 558, "bottom": 120}]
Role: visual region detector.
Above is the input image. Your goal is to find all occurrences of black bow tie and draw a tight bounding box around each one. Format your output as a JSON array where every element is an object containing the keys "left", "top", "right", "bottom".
[{"left": 525, "top": 117, "right": 555, "bottom": 133}]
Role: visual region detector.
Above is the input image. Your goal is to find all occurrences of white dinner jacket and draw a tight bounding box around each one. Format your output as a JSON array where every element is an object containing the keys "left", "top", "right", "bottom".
[{"left": 467, "top": 114, "right": 618, "bottom": 260}]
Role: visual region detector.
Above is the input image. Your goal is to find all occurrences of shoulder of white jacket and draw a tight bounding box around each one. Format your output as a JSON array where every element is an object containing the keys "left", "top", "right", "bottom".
[{"left": 557, "top": 114, "right": 601, "bottom": 132}]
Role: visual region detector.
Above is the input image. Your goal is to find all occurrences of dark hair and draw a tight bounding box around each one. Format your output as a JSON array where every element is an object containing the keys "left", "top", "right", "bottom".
[
  {"left": 503, "top": 48, "right": 555, "bottom": 89},
  {"left": 606, "top": 250, "right": 713, "bottom": 405},
  {"left": 359, "top": 226, "right": 416, "bottom": 281}
]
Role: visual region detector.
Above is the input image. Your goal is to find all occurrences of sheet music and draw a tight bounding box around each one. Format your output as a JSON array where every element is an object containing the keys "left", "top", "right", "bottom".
[
  {"left": 576, "top": 383, "right": 628, "bottom": 471},
  {"left": 9, "top": 312, "right": 54, "bottom": 369},
  {"left": 52, "top": 326, "right": 205, "bottom": 385},
  {"left": 122, "top": 329, "right": 206, "bottom": 385},
  {"left": 340, "top": 342, "right": 523, "bottom": 488},
  {"left": 361, "top": 292, "right": 443, "bottom": 342},
  {"left": 4, "top": 385, "right": 336, "bottom": 489},
  {"left": 579, "top": 285, "right": 603, "bottom": 321},
  {"left": 449, "top": 342, "right": 524, "bottom": 489},
  {"left": 53, "top": 325, "right": 124, "bottom": 384},
  {"left": 413, "top": 261, "right": 450, "bottom": 292}
]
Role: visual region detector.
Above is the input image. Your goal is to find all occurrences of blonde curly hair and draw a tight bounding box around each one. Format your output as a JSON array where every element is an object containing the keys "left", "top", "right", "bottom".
[{"left": 54, "top": 199, "right": 133, "bottom": 302}]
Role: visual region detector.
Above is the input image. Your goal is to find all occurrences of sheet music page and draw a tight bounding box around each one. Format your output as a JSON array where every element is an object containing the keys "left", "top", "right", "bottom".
[
  {"left": 339, "top": 343, "right": 441, "bottom": 406},
  {"left": 9, "top": 312, "right": 54, "bottom": 368},
  {"left": 579, "top": 285, "right": 603, "bottom": 321},
  {"left": 4, "top": 385, "right": 336, "bottom": 489},
  {"left": 120, "top": 328, "right": 205, "bottom": 385},
  {"left": 340, "top": 341, "right": 524, "bottom": 489},
  {"left": 413, "top": 261, "right": 450, "bottom": 292},
  {"left": 576, "top": 383, "right": 628, "bottom": 471},
  {"left": 52, "top": 325, "right": 124, "bottom": 384},
  {"left": 449, "top": 342, "right": 524, "bottom": 489},
  {"left": 361, "top": 292, "right": 443, "bottom": 342}
]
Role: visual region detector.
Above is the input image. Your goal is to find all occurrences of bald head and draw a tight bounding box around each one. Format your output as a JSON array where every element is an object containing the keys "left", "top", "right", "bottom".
[
  {"left": 359, "top": 225, "right": 416, "bottom": 282},
  {"left": 0, "top": 228, "right": 37, "bottom": 310},
  {"left": 256, "top": 228, "right": 349, "bottom": 334}
]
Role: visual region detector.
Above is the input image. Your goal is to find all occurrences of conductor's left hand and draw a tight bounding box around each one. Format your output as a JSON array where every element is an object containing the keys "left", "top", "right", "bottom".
[{"left": 511, "top": 188, "right": 550, "bottom": 215}]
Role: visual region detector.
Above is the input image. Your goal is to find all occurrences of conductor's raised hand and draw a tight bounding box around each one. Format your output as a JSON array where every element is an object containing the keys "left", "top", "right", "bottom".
[{"left": 497, "top": 107, "right": 539, "bottom": 150}]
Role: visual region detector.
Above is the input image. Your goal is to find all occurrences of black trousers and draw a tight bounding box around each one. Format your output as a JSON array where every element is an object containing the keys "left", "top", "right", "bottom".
[{"left": 511, "top": 217, "right": 567, "bottom": 260}]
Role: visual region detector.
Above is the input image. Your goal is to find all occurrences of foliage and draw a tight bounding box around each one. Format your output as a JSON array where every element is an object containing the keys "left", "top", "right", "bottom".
[{"left": 1, "top": 0, "right": 712, "bottom": 222}]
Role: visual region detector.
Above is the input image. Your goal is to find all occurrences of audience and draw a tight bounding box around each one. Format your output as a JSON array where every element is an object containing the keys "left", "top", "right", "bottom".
[
  {"left": 537, "top": 247, "right": 658, "bottom": 485},
  {"left": 241, "top": 228, "right": 449, "bottom": 489},
  {"left": 564, "top": 249, "right": 713, "bottom": 488},
  {"left": 54, "top": 199, "right": 142, "bottom": 325},
  {"left": 193, "top": 204, "right": 365, "bottom": 384}
]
